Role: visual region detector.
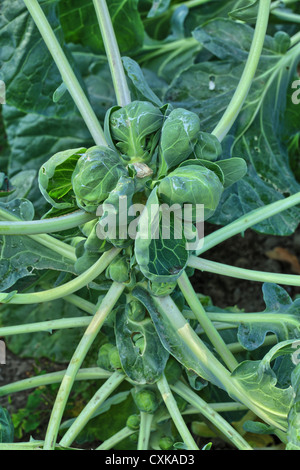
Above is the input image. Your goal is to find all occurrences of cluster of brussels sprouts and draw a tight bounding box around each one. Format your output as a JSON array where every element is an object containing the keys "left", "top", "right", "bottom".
[{"left": 39, "top": 100, "right": 247, "bottom": 293}]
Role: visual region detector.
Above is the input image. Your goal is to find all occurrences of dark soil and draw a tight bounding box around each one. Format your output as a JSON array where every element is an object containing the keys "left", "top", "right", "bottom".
[{"left": 1, "top": 222, "right": 300, "bottom": 449}]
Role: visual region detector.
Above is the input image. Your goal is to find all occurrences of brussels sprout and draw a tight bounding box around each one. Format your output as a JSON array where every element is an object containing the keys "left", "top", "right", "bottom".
[
  {"left": 159, "top": 436, "right": 174, "bottom": 450},
  {"left": 194, "top": 131, "right": 222, "bottom": 161},
  {"left": 98, "top": 175, "right": 136, "bottom": 248},
  {"left": 158, "top": 108, "right": 201, "bottom": 175},
  {"left": 129, "top": 432, "right": 139, "bottom": 443},
  {"left": 97, "top": 343, "right": 116, "bottom": 371},
  {"left": 105, "top": 255, "right": 130, "bottom": 283},
  {"left": 108, "top": 346, "right": 123, "bottom": 371},
  {"left": 158, "top": 165, "right": 223, "bottom": 221},
  {"left": 110, "top": 101, "right": 163, "bottom": 161},
  {"left": 126, "top": 414, "right": 141, "bottom": 430},
  {"left": 126, "top": 299, "right": 146, "bottom": 322},
  {"left": 164, "top": 357, "right": 182, "bottom": 385},
  {"left": 72, "top": 146, "right": 127, "bottom": 213},
  {"left": 133, "top": 389, "right": 159, "bottom": 414}
]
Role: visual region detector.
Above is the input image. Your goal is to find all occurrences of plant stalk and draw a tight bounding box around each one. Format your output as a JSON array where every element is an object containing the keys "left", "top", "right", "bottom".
[
  {"left": 60, "top": 371, "right": 125, "bottom": 447},
  {"left": 137, "top": 412, "right": 154, "bottom": 450},
  {"left": 92, "top": 0, "right": 131, "bottom": 107},
  {"left": 96, "top": 426, "right": 135, "bottom": 450},
  {"left": 177, "top": 272, "right": 239, "bottom": 372},
  {"left": 157, "top": 374, "right": 199, "bottom": 450},
  {"left": 0, "top": 210, "right": 95, "bottom": 235},
  {"left": 0, "top": 368, "right": 112, "bottom": 397},
  {"left": 196, "top": 191, "right": 300, "bottom": 255},
  {"left": 172, "top": 381, "right": 253, "bottom": 451},
  {"left": 0, "top": 207, "right": 76, "bottom": 262},
  {"left": 212, "top": 0, "right": 271, "bottom": 141},
  {"left": 43, "top": 282, "right": 125, "bottom": 450},
  {"left": 23, "top": 0, "right": 107, "bottom": 146},
  {"left": 0, "top": 248, "right": 121, "bottom": 304},
  {"left": 188, "top": 256, "right": 300, "bottom": 286}
]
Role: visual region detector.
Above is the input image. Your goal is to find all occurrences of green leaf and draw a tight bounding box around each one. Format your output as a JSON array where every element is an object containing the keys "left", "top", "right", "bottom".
[
  {"left": 134, "top": 188, "right": 189, "bottom": 283},
  {"left": 109, "top": 101, "right": 163, "bottom": 160},
  {"left": 231, "top": 340, "right": 297, "bottom": 431},
  {"left": 168, "top": 19, "right": 300, "bottom": 235},
  {"left": 0, "top": 0, "right": 76, "bottom": 118},
  {"left": 59, "top": 0, "right": 144, "bottom": 55},
  {"left": 0, "top": 298, "right": 103, "bottom": 363},
  {"left": 0, "top": 407, "right": 14, "bottom": 443},
  {"left": 39, "top": 148, "right": 86, "bottom": 210},
  {"left": 229, "top": 0, "right": 259, "bottom": 22},
  {"left": 147, "top": 0, "right": 171, "bottom": 18},
  {"left": 122, "top": 57, "right": 163, "bottom": 107},
  {"left": 237, "top": 284, "right": 300, "bottom": 351},
  {"left": 287, "top": 364, "right": 300, "bottom": 450},
  {"left": 132, "top": 286, "right": 213, "bottom": 385},
  {"left": 115, "top": 304, "right": 169, "bottom": 384},
  {"left": 215, "top": 158, "right": 247, "bottom": 188}
]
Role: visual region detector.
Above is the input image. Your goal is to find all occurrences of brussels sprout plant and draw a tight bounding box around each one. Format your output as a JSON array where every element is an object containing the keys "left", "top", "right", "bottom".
[{"left": 1, "top": 0, "right": 300, "bottom": 452}]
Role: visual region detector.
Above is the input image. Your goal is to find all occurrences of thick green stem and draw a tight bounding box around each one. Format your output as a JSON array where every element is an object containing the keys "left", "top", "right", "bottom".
[
  {"left": 188, "top": 256, "right": 300, "bottom": 286},
  {"left": 0, "top": 207, "right": 76, "bottom": 262},
  {"left": 0, "top": 316, "right": 92, "bottom": 337},
  {"left": 0, "top": 442, "right": 45, "bottom": 451},
  {"left": 157, "top": 374, "right": 199, "bottom": 450},
  {"left": 64, "top": 294, "right": 96, "bottom": 315},
  {"left": 207, "top": 311, "right": 299, "bottom": 329},
  {"left": 0, "top": 248, "right": 121, "bottom": 304},
  {"left": 137, "top": 412, "right": 154, "bottom": 450},
  {"left": 23, "top": 0, "right": 107, "bottom": 146},
  {"left": 0, "top": 210, "right": 95, "bottom": 235},
  {"left": 60, "top": 371, "right": 125, "bottom": 447},
  {"left": 290, "top": 31, "right": 300, "bottom": 47},
  {"left": 212, "top": 0, "right": 271, "bottom": 141},
  {"left": 43, "top": 282, "right": 125, "bottom": 450},
  {"left": 172, "top": 382, "right": 252, "bottom": 451},
  {"left": 177, "top": 272, "right": 239, "bottom": 372},
  {"left": 92, "top": 0, "right": 131, "bottom": 107},
  {"left": 271, "top": 8, "right": 300, "bottom": 23},
  {"left": 96, "top": 427, "right": 135, "bottom": 450},
  {"left": 196, "top": 191, "right": 300, "bottom": 255},
  {"left": 155, "top": 295, "right": 288, "bottom": 431},
  {"left": 0, "top": 368, "right": 112, "bottom": 397}
]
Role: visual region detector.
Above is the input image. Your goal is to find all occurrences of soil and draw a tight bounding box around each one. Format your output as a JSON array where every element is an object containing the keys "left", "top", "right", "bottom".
[{"left": 1, "top": 222, "right": 300, "bottom": 449}]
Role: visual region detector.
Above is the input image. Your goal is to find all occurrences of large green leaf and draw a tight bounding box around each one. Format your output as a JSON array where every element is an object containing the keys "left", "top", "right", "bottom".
[
  {"left": 0, "top": 3, "right": 115, "bottom": 175},
  {"left": 231, "top": 341, "right": 297, "bottom": 431},
  {"left": 58, "top": 0, "right": 144, "bottom": 55},
  {"left": 134, "top": 188, "right": 189, "bottom": 283},
  {"left": 115, "top": 304, "right": 169, "bottom": 384},
  {"left": 165, "top": 19, "right": 300, "bottom": 235},
  {"left": 209, "top": 284, "right": 300, "bottom": 351},
  {"left": 287, "top": 364, "right": 300, "bottom": 450},
  {"left": 0, "top": 407, "right": 14, "bottom": 443}
]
